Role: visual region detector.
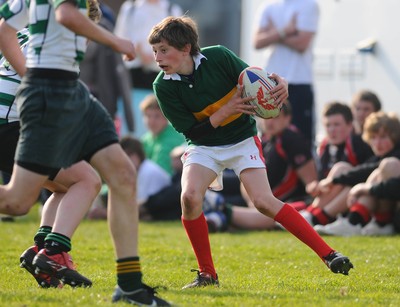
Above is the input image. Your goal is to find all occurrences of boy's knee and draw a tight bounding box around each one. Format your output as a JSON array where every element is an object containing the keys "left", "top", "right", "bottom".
[
  {"left": 252, "top": 194, "right": 280, "bottom": 215},
  {"left": 181, "top": 191, "right": 197, "bottom": 206},
  {"left": 2, "top": 203, "right": 31, "bottom": 216},
  {"left": 181, "top": 190, "right": 203, "bottom": 212},
  {"left": 87, "top": 171, "right": 102, "bottom": 195},
  {"left": 330, "top": 161, "right": 352, "bottom": 175},
  {"left": 107, "top": 165, "right": 136, "bottom": 197},
  {"left": 379, "top": 157, "right": 400, "bottom": 173}
]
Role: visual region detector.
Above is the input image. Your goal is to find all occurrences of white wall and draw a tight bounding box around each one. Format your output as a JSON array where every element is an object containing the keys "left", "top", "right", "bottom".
[{"left": 241, "top": 0, "right": 400, "bottom": 138}]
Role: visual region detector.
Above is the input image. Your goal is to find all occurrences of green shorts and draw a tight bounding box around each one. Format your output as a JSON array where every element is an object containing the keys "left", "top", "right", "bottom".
[{"left": 15, "top": 73, "right": 118, "bottom": 175}]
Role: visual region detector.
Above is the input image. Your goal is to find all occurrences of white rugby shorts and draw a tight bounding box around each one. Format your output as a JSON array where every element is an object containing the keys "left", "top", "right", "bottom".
[{"left": 181, "top": 136, "right": 266, "bottom": 191}]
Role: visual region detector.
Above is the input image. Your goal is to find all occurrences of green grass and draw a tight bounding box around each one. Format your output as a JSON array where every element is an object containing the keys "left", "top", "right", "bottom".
[{"left": 1, "top": 204, "right": 399, "bottom": 307}]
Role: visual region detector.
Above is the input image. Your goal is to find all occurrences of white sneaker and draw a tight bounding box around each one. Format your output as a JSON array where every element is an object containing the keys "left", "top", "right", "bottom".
[
  {"left": 313, "top": 216, "right": 362, "bottom": 236},
  {"left": 299, "top": 210, "right": 314, "bottom": 226},
  {"left": 361, "top": 218, "right": 395, "bottom": 236}
]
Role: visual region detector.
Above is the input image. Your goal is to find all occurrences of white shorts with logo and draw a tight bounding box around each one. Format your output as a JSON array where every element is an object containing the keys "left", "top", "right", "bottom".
[{"left": 181, "top": 136, "right": 266, "bottom": 191}]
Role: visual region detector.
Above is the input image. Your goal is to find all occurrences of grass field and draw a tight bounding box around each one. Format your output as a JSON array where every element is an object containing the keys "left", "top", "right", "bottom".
[{"left": 1, "top": 204, "right": 399, "bottom": 307}]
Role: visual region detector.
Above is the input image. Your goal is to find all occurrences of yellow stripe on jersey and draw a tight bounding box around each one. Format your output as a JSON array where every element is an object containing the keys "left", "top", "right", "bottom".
[{"left": 192, "top": 87, "right": 242, "bottom": 127}]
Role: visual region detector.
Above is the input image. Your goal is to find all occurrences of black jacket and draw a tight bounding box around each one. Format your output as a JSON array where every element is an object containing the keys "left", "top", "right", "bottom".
[
  {"left": 332, "top": 145, "right": 400, "bottom": 186},
  {"left": 370, "top": 177, "right": 400, "bottom": 200}
]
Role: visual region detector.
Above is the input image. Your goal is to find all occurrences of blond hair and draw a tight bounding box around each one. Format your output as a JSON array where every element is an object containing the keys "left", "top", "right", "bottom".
[
  {"left": 362, "top": 111, "right": 400, "bottom": 144},
  {"left": 139, "top": 94, "right": 160, "bottom": 112}
]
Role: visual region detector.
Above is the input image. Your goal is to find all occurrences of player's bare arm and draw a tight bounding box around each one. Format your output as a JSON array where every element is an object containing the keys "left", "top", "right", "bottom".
[
  {"left": 0, "top": 19, "right": 26, "bottom": 76},
  {"left": 254, "top": 16, "right": 298, "bottom": 49},
  {"left": 253, "top": 26, "right": 280, "bottom": 49},
  {"left": 55, "top": 2, "right": 136, "bottom": 60},
  {"left": 283, "top": 31, "right": 314, "bottom": 53}
]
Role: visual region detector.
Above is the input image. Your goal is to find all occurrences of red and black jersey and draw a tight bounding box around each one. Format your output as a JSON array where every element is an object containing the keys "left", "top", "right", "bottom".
[
  {"left": 318, "top": 134, "right": 374, "bottom": 179},
  {"left": 263, "top": 125, "right": 312, "bottom": 202}
]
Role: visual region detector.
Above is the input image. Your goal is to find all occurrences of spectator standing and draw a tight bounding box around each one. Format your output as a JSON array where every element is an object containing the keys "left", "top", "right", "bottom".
[
  {"left": 253, "top": 0, "right": 319, "bottom": 145},
  {"left": 115, "top": 0, "right": 183, "bottom": 136},
  {"left": 80, "top": 4, "right": 134, "bottom": 134},
  {"left": 115, "top": 0, "right": 183, "bottom": 90},
  {"left": 99, "top": 1, "right": 117, "bottom": 25}
]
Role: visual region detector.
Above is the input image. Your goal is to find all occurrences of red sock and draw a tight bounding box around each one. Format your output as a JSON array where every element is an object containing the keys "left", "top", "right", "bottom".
[
  {"left": 274, "top": 204, "right": 334, "bottom": 260},
  {"left": 349, "top": 203, "right": 371, "bottom": 225},
  {"left": 374, "top": 212, "right": 392, "bottom": 225},
  {"left": 312, "top": 207, "right": 332, "bottom": 225},
  {"left": 288, "top": 201, "right": 307, "bottom": 211},
  {"left": 306, "top": 205, "right": 315, "bottom": 212},
  {"left": 182, "top": 213, "right": 216, "bottom": 278}
]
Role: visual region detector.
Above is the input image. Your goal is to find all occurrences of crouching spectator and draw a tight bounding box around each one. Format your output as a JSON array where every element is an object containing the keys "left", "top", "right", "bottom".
[{"left": 87, "top": 136, "right": 171, "bottom": 219}]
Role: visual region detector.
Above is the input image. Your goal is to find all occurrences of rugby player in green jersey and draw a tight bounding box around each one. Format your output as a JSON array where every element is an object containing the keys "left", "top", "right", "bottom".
[{"left": 148, "top": 16, "right": 353, "bottom": 289}]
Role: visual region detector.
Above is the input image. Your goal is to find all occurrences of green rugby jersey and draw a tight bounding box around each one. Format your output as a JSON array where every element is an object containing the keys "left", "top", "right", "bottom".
[
  {"left": 2, "top": 0, "right": 87, "bottom": 73},
  {"left": 153, "top": 45, "right": 257, "bottom": 146}
]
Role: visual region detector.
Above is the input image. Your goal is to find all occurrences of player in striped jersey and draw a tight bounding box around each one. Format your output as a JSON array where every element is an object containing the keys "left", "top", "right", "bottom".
[
  {"left": 0, "top": 28, "right": 26, "bottom": 222},
  {"left": 0, "top": 28, "right": 28, "bottom": 124},
  {"left": 0, "top": 0, "right": 169, "bottom": 305},
  {"left": 0, "top": 0, "right": 111, "bottom": 288},
  {"left": 0, "top": 25, "right": 99, "bottom": 288}
]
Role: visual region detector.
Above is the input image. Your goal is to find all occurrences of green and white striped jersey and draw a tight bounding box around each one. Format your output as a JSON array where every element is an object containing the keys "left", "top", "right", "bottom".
[
  {"left": 0, "top": 28, "right": 29, "bottom": 124},
  {"left": 1, "top": 0, "right": 87, "bottom": 73}
]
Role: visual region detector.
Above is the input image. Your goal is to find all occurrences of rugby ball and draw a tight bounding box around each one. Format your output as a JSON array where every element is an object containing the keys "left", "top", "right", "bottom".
[{"left": 238, "top": 66, "right": 280, "bottom": 119}]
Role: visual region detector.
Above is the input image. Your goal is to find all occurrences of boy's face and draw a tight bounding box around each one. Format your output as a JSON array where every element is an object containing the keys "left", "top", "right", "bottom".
[
  {"left": 352, "top": 100, "right": 376, "bottom": 128},
  {"left": 323, "top": 114, "right": 353, "bottom": 145},
  {"left": 368, "top": 128, "right": 395, "bottom": 157},
  {"left": 143, "top": 108, "right": 168, "bottom": 136},
  {"left": 151, "top": 39, "right": 190, "bottom": 75}
]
